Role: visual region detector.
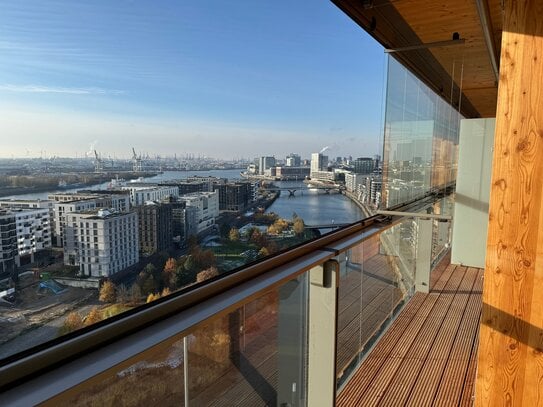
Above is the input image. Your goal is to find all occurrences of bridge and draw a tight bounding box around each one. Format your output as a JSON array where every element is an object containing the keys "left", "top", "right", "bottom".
[{"left": 263, "top": 185, "right": 342, "bottom": 196}]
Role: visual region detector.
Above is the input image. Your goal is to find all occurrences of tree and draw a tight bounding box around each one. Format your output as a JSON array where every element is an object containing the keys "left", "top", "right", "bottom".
[
  {"left": 196, "top": 267, "right": 218, "bottom": 283},
  {"left": 60, "top": 312, "right": 83, "bottom": 335},
  {"left": 84, "top": 307, "right": 103, "bottom": 326},
  {"left": 146, "top": 293, "right": 160, "bottom": 303},
  {"left": 99, "top": 281, "right": 116, "bottom": 303},
  {"left": 293, "top": 217, "right": 305, "bottom": 235},
  {"left": 258, "top": 247, "right": 270, "bottom": 258},
  {"left": 229, "top": 228, "right": 240, "bottom": 242},
  {"left": 162, "top": 258, "right": 177, "bottom": 289},
  {"left": 161, "top": 287, "right": 171, "bottom": 297}
]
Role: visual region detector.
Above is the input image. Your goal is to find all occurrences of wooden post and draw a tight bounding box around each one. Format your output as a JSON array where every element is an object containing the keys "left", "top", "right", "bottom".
[{"left": 476, "top": 0, "right": 543, "bottom": 405}]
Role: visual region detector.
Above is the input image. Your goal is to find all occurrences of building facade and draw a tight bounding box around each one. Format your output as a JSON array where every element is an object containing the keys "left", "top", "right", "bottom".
[
  {"left": 121, "top": 185, "right": 179, "bottom": 207},
  {"left": 0, "top": 210, "right": 18, "bottom": 280},
  {"left": 212, "top": 182, "right": 253, "bottom": 212},
  {"left": 66, "top": 209, "right": 139, "bottom": 277},
  {"left": 258, "top": 156, "right": 276, "bottom": 175},
  {"left": 12, "top": 208, "right": 52, "bottom": 261},
  {"left": 310, "top": 153, "right": 329, "bottom": 177},
  {"left": 135, "top": 202, "right": 173, "bottom": 254},
  {"left": 179, "top": 191, "right": 219, "bottom": 235}
]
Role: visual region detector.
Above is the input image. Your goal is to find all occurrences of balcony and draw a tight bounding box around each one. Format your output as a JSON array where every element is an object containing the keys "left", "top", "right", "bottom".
[{"left": 1, "top": 193, "right": 481, "bottom": 406}]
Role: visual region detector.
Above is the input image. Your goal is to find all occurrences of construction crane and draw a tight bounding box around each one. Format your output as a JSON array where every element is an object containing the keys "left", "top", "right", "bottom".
[
  {"left": 132, "top": 147, "right": 142, "bottom": 172},
  {"left": 94, "top": 150, "right": 104, "bottom": 173}
]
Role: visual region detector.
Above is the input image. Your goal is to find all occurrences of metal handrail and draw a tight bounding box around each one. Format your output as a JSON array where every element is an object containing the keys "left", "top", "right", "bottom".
[{"left": 0, "top": 189, "right": 450, "bottom": 401}]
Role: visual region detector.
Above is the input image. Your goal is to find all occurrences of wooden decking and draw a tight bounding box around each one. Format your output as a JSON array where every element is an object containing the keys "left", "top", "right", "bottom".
[{"left": 337, "top": 262, "right": 483, "bottom": 407}]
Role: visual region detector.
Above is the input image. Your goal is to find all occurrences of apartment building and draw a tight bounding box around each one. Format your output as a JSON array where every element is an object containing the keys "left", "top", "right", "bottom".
[
  {"left": 120, "top": 185, "right": 179, "bottom": 206},
  {"left": 0, "top": 210, "right": 18, "bottom": 279},
  {"left": 11, "top": 208, "right": 52, "bottom": 261},
  {"left": 179, "top": 191, "right": 219, "bottom": 235},
  {"left": 66, "top": 209, "right": 139, "bottom": 277},
  {"left": 135, "top": 201, "right": 173, "bottom": 254}
]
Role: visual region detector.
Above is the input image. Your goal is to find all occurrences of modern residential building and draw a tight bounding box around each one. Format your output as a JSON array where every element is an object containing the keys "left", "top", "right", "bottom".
[
  {"left": 66, "top": 209, "right": 139, "bottom": 277},
  {"left": 344, "top": 172, "right": 366, "bottom": 193},
  {"left": 159, "top": 180, "right": 209, "bottom": 196},
  {"left": 135, "top": 202, "right": 173, "bottom": 254},
  {"left": 120, "top": 185, "right": 179, "bottom": 206},
  {"left": 310, "top": 152, "right": 328, "bottom": 174},
  {"left": 212, "top": 182, "right": 253, "bottom": 212},
  {"left": 55, "top": 199, "right": 100, "bottom": 249},
  {"left": 258, "top": 156, "right": 276, "bottom": 175},
  {"left": 0, "top": 210, "right": 18, "bottom": 280},
  {"left": 0, "top": 199, "right": 55, "bottom": 245},
  {"left": 353, "top": 157, "right": 375, "bottom": 174},
  {"left": 178, "top": 191, "right": 219, "bottom": 235},
  {"left": 274, "top": 166, "right": 310, "bottom": 180},
  {"left": 11, "top": 208, "right": 52, "bottom": 262}
]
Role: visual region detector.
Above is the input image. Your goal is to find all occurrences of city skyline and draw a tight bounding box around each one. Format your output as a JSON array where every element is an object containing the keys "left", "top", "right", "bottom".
[{"left": 0, "top": 1, "right": 385, "bottom": 159}]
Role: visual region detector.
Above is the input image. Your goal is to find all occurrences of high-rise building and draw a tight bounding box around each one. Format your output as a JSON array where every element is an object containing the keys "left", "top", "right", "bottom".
[
  {"left": 353, "top": 157, "right": 375, "bottom": 174},
  {"left": 120, "top": 185, "right": 179, "bottom": 206},
  {"left": 66, "top": 209, "right": 139, "bottom": 277},
  {"left": 135, "top": 202, "right": 173, "bottom": 254},
  {"left": 258, "top": 156, "right": 276, "bottom": 175},
  {"left": 11, "top": 208, "right": 52, "bottom": 261},
  {"left": 310, "top": 153, "right": 328, "bottom": 177},
  {"left": 0, "top": 210, "right": 18, "bottom": 280},
  {"left": 179, "top": 191, "right": 219, "bottom": 235},
  {"left": 212, "top": 182, "right": 253, "bottom": 212}
]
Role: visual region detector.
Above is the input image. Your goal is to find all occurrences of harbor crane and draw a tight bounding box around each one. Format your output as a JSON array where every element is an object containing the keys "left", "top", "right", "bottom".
[{"left": 132, "top": 147, "right": 143, "bottom": 172}]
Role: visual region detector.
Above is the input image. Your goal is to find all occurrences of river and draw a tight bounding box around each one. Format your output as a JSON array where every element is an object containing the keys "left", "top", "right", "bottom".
[{"left": 2, "top": 170, "right": 363, "bottom": 225}]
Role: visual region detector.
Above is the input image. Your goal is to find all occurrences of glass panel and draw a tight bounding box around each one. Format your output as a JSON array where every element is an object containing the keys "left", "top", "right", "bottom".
[
  {"left": 382, "top": 55, "right": 462, "bottom": 208},
  {"left": 49, "top": 337, "right": 187, "bottom": 406},
  {"left": 187, "top": 273, "right": 308, "bottom": 406},
  {"left": 336, "top": 229, "right": 408, "bottom": 388}
]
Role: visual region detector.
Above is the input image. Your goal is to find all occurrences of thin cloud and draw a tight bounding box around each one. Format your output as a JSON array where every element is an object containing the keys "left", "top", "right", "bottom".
[{"left": 0, "top": 84, "right": 124, "bottom": 95}]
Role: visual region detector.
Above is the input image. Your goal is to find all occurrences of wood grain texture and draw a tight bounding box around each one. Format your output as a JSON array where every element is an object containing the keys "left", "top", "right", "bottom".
[{"left": 476, "top": 0, "right": 543, "bottom": 405}]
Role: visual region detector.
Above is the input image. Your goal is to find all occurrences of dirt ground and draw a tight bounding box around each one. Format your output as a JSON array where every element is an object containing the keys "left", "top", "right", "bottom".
[{"left": 0, "top": 273, "right": 97, "bottom": 359}]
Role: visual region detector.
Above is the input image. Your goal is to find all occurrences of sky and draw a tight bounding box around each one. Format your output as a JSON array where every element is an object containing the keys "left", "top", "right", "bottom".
[{"left": 0, "top": 1, "right": 386, "bottom": 160}]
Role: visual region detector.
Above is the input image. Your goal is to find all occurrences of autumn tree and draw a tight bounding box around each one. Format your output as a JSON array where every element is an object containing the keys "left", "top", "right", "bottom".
[
  {"left": 196, "top": 267, "right": 219, "bottom": 283},
  {"left": 99, "top": 281, "right": 116, "bottom": 303},
  {"left": 146, "top": 293, "right": 160, "bottom": 303},
  {"left": 59, "top": 312, "right": 83, "bottom": 335},
  {"left": 162, "top": 257, "right": 177, "bottom": 289},
  {"left": 229, "top": 228, "right": 240, "bottom": 242},
  {"left": 84, "top": 307, "right": 103, "bottom": 326},
  {"left": 293, "top": 217, "right": 305, "bottom": 235},
  {"left": 258, "top": 247, "right": 270, "bottom": 258}
]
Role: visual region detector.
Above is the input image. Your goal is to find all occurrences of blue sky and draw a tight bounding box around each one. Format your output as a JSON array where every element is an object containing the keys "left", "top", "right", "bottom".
[{"left": 0, "top": 1, "right": 386, "bottom": 159}]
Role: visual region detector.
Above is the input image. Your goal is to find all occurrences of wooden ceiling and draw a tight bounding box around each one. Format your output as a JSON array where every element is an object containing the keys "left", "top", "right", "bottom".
[{"left": 332, "top": 0, "right": 503, "bottom": 118}]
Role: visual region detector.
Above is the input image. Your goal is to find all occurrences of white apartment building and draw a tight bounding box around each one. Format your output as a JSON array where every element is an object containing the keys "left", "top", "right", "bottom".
[
  {"left": 0, "top": 210, "right": 18, "bottom": 278},
  {"left": 121, "top": 185, "right": 179, "bottom": 206},
  {"left": 55, "top": 199, "right": 99, "bottom": 248},
  {"left": 66, "top": 209, "right": 139, "bottom": 277},
  {"left": 0, "top": 199, "right": 55, "bottom": 239},
  {"left": 11, "top": 208, "right": 52, "bottom": 260},
  {"left": 179, "top": 191, "right": 219, "bottom": 235},
  {"left": 345, "top": 173, "right": 367, "bottom": 193},
  {"left": 49, "top": 192, "right": 130, "bottom": 213}
]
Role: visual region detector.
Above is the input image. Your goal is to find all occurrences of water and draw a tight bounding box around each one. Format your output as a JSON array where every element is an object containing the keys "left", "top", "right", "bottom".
[
  {"left": 2, "top": 170, "right": 363, "bottom": 225},
  {"left": 264, "top": 181, "right": 363, "bottom": 226}
]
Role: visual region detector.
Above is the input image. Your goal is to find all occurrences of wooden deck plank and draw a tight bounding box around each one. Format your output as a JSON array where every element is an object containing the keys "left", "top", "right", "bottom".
[
  {"left": 371, "top": 267, "right": 468, "bottom": 406},
  {"left": 338, "top": 260, "right": 483, "bottom": 407}
]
